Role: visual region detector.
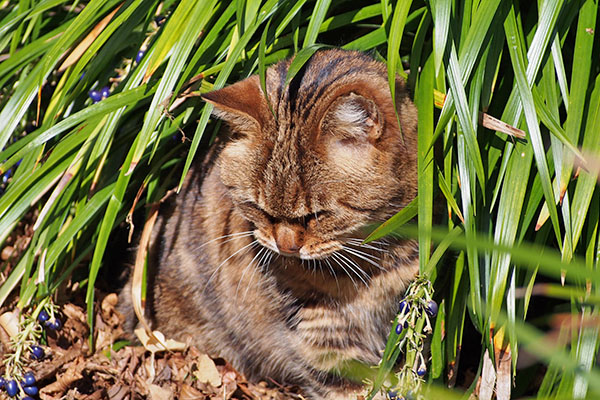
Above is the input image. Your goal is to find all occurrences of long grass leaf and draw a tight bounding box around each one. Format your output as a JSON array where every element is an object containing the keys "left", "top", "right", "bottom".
[
  {"left": 432, "top": 0, "right": 450, "bottom": 76},
  {"left": 303, "top": 0, "right": 331, "bottom": 47},
  {"left": 504, "top": 4, "right": 562, "bottom": 247},
  {"left": 558, "top": 0, "right": 596, "bottom": 196},
  {"left": 386, "top": 0, "right": 412, "bottom": 114},
  {"left": 417, "top": 53, "right": 434, "bottom": 270}
]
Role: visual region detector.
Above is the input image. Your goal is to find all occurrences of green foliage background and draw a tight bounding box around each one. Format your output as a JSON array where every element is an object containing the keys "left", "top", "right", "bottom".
[{"left": 0, "top": 0, "right": 599, "bottom": 398}]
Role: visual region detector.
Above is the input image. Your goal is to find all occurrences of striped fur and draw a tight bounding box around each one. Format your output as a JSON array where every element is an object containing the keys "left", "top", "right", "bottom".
[{"left": 122, "top": 49, "right": 418, "bottom": 399}]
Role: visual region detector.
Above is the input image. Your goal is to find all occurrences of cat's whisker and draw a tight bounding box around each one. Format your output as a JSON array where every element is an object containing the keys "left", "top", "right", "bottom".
[
  {"left": 317, "top": 259, "right": 325, "bottom": 279},
  {"left": 336, "top": 252, "right": 371, "bottom": 285},
  {"left": 235, "top": 246, "right": 267, "bottom": 300},
  {"left": 344, "top": 239, "right": 389, "bottom": 254},
  {"left": 323, "top": 258, "right": 341, "bottom": 290},
  {"left": 198, "top": 231, "right": 255, "bottom": 249},
  {"left": 332, "top": 252, "right": 370, "bottom": 286},
  {"left": 241, "top": 246, "right": 272, "bottom": 302},
  {"left": 330, "top": 253, "right": 358, "bottom": 289},
  {"left": 340, "top": 245, "right": 380, "bottom": 261},
  {"left": 203, "top": 240, "right": 259, "bottom": 295},
  {"left": 263, "top": 251, "right": 275, "bottom": 273},
  {"left": 346, "top": 238, "right": 390, "bottom": 253},
  {"left": 340, "top": 247, "right": 384, "bottom": 271}
]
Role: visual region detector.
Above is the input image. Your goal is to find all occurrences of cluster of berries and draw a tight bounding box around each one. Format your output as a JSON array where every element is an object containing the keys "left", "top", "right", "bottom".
[
  {"left": 0, "top": 372, "right": 38, "bottom": 399},
  {"left": 393, "top": 298, "right": 438, "bottom": 381},
  {"left": 87, "top": 49, "right": 145, "bottom": 104},
  {"left": 394, "top": 299, "right": 438, "bottom": 335},
  {"left": 88, "top": 86, "right": 111, "bottom": 103},
  {"left": 37, "top": 309, "right": 62, "bottom": 332},
  {"left": 0, "top": 309, "right": 62, "bottom": 398},
  {"left": 29, "top": 310, "right": 61, "bottom": 362},
  {"left": 374, "top": 277, "right": 438, "bottom": 400}
]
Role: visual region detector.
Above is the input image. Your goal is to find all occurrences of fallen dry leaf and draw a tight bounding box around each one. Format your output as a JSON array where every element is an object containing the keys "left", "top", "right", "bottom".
[
  {"left": 180, "top": 384, "right": 205, "bottom": 400},
  {"left": 135, "top": 328, "right": 187, "bottom": 353},
  {"left": 40, "top": 359, "right": 84, "bottom": 395},
  {"left": 0, "top": 310, "right": 19, "bottom": 339},
  {"left": 194, "top": 353, "right": 222, "bottom": 387},
  {"left": 148, "top": 383, "right": 174, "bottom": 400}
]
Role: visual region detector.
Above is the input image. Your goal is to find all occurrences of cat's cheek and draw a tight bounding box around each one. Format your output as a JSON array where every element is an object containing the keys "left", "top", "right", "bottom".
[
  {"left": 220, "top": 142, "right": 249, "bottom": 168},
  {"left": 327, "top": 140, "right": 374, "bottom": 172}
]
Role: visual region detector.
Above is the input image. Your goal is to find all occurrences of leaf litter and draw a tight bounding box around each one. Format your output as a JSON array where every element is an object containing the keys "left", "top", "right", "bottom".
[{"left": 0, "top": 291, "right": 304, "bottom": 399}]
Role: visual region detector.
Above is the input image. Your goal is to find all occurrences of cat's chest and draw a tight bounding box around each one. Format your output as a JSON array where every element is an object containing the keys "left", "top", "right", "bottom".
[{"left": 290, "top": 301, "right": 384, "bottom": 371}]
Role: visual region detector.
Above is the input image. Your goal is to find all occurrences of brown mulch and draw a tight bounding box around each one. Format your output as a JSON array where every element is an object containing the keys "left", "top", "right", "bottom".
[{"left": 1, "top": 293, "right": 302, "bottom": 400}]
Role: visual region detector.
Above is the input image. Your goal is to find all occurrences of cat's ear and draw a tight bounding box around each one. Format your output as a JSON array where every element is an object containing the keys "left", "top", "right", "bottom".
[
  {"left": 201, "top": 75, "right": 268, "bottom": 129},
  {"left": 321, "top": 93, "right": 383, "bottom": 141}
]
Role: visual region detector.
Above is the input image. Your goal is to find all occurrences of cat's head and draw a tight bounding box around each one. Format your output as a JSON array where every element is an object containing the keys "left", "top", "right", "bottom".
[{"left": 202, "top": 49, "right": 417, "bottom": 260}]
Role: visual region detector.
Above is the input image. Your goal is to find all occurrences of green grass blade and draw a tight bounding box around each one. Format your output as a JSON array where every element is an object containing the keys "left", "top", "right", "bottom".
[
  {"left": 128, "top": 0, "right": 218, "bottom": 174},
  {"left": 417, "top": 52, "right": 434, "bottom": 271},
  {"left": 431, "top": 0, "right": 450, "bottom": 76},
  {"left": 285, "top": 43, "right": 332, "bottom": 87},
  {"left": 559, "top": 0, "right": 596, "bottom": 196},
  {"left": 504, "top": 4, "right": 562, "bottom": 248},
  {"left": 303, "top": 0, "right": 331, "bottom": 47},
  {"left": 447, "top": 44, "right": 486, "bottom": 192},
  {"left": 386, "top": 0, "right": 412, "bottom": 111},
  {"left": 569, "top": 73, "right": 600, "bottom": 250},
  {"left": 364, "top": 198, "right": 417, "bottom": 243}
]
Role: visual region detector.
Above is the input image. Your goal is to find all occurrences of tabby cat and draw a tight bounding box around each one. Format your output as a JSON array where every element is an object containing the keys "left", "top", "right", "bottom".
[{"left": 123, "top": 49, "right": 419, "bottom": 399}]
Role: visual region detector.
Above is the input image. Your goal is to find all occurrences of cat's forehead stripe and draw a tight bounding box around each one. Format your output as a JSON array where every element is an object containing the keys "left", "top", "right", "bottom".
[
  {"left": 299, "top": 66, "right": 381, "bottom": 121},
  {"left": 269, "top": 53, "right": 385, "bottom": 124}
]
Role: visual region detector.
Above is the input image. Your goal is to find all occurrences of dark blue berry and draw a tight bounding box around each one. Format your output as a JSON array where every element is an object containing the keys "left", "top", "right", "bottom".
[
  {"left": 154, "top": 15, "right": 166, "bottom": 25},
  {"left": 38, "top": 310, "right": 50, "bottom": 323},
  {"left": 23, "top": 372, "right": 35, "bottom": 386},
  {"left": 426, "top": 300, "right": 438, "bottom": 317},
  {"left": 0, "top": 376, "right": 5, "bottom": 388},
  {"left": 387, "top": 390, "right": 398, "bottom": 400},
  {"left": 23, "top": 385, "right": 38, "bottom": 396},
  {"left": 5, "top": 379, "right": 18, "bottom": 397},
  {"left": 48, "top": 318, "right": 62, "bottom": 330},
  {"left": 395, "top": 323, "right": 403, "bottom": 335},
  {"left": 417, "top": 366, "right": 426, "bottom": 377},
  {"left": 44, "top": 318, "right": 62, "bottom": 331},
  {"left": 398, "top": 300, "right": 409, "bottom": 315},
  {"left": 89, "top": 90, "right": 102, "bottom": 103},
  {"left": 136, "top": 50, "right": 144, "bottom": 63},
  {"left": 30, "top": 345, "right": 44, "bottom": 360},
  {"left": 22, "top": 397, "right": 35, "bottom": 400},
  {"left": 2, "top": 169, "right": 12, "bottom": 184},
  {"left": 100, "top": 86, "right": 110, "bottom": 98}
]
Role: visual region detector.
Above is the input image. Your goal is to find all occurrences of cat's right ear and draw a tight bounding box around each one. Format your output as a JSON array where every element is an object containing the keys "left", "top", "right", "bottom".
[
  {"left": 321, "top": 93, "right": 383, "bottom": 143},
  {"left": 201, "top": 75, "right": 267, "bottom": 130}
]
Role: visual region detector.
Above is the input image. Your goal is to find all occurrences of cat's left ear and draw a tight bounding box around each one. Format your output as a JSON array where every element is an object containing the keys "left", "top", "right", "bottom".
[
  {"left": 321, "top": 93, "right": 383, "bottom": 141},
  {"left": 201, "top": 75, "right": 267, "bottom": 129}
]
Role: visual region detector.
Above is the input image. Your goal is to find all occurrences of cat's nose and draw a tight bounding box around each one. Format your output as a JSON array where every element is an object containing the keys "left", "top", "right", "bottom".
[{"left": 273, "top": 224, "right": 304, "bottom": 255}]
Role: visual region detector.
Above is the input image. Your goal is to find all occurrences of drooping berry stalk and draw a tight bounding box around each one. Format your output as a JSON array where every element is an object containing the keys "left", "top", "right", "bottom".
[{"left": 367, "top": 277, "right": 438, "bottom": 400}]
